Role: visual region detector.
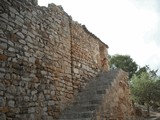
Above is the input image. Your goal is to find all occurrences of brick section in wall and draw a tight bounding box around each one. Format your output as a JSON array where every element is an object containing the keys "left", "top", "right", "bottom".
[{"left": 70, "top": 22, "right": 109, "bottom": 93}]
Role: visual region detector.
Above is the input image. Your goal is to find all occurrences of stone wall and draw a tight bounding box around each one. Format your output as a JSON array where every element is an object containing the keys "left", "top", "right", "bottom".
[
  {"left": 96, "top": 70, "right": 135, "bottom": 120},
  {"left": 0, "top": 0, "right": 109, "bottom": 119},
  {"left": 70, "top": 22, "right": 109, "bottom": 92}
]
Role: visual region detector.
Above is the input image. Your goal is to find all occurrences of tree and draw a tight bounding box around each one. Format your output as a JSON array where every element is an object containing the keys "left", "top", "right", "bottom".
[
  {"left": 109, "top": 54, "right": 138, "bottom": 78},
  {"left": 152, "top": 79, "right": 160, "bottom": 103},
  {"left": 135, "top": 65, "right": 149, "bottom": 77},
  {"left": 136, "top": 65, "right": 159, "bottom": 78},
  {"left": 131, "top": 72, "right": 160, "bottom": 116}
]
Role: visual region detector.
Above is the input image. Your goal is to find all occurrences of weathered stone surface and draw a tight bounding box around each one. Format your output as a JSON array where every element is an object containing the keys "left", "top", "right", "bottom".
[
  {"left": 73, "top": 68, "right": 79, "bottom": 74},
  {"left": 0, "top": 43, "right": 7, "bottom": 50},
  {"left": 0, "top": 73, "right": 5, "bottom": 79},
  {"left": 0, "top": 0, "right": 110, "bottom": 119},
  {"left": 19, "top": 39, "right": 26, "bottom": 45},
  {"left": 6, "top": 85, "right": 16, "bottom": 94},
  {"left": 8, "top": 100, "right": 15, "bottom": 107},
  {"left": 8, "top": 47, "right": 15, "bottom": 52},
  {"left": 48, "top": 101, "right": 55, "bottom": 106},
  {"left": 0, "top": 83, "right": 5, "bottom": 91},
  {"left": 0, "top": 113, "right": 6, "bottom": 120},
  {"left": 29, "top": 57, "right": 35, "bottom": 63},
  {"left": 16, "top": 16, "right": 24, "bottom": 24},
  {"left": 0, "top": 55, "right": 8, "bottom": 61},
  {"left": 0, "top": 96, "right": 6, "bottom": 107},
  {"left": 16, "top": 32, "right": 25, "bottom": 39},
  {"left": 7, "top": 26, "right": 13, "bottom": 32},
  {"left": 59, "top": 69, "right": 135, "bottom": 120},
  {"left": 28, "top": 107, "right": 35, "bottom": 113},
  {"left": 0, "top": 68, "right": 5, "bottom": 73},
  {"left": 25, "top": 36, "right": 32, "bottom": 43}
]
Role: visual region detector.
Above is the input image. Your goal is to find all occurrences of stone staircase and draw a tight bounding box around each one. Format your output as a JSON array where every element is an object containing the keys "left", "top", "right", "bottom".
[{"left": 58, "top": 69, "right": 121, "bottom": 120}]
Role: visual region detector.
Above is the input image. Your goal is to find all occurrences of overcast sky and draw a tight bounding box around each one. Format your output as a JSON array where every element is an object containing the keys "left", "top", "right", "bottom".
[{"left": 38, "top": 0, "right": 160, "bottom": 75}]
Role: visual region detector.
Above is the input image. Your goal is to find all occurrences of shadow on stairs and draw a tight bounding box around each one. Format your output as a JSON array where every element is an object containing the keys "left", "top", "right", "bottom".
[{"left": 58, "top": 69, "right": 134, "bottom": 120}]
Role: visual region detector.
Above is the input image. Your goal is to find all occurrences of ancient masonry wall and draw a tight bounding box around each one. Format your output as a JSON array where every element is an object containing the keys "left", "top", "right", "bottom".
[
  {"left": 0, "top": 0, "right": 109, "bottom": 119},
  {"left": 96, "top": 70, "right": 135, "bottom": 120},
  {"left": 70, "top": 22, "right": 109, "bottom": 91}
]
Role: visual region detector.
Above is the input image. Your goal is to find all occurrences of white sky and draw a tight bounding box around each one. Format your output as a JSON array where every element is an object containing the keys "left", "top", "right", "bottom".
[{"left": 38, "top": 0, "right": 160, "bottom": 75}]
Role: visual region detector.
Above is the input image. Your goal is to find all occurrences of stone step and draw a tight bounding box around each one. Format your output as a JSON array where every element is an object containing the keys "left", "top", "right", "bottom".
[
  {"left": 80, "top": 84, "right": 110, "bottom": 93},
  {"left": 62, "top": 100, "right": 101, "bottom": 116},
  {"left": 60, "top": 111, "right": 94, "bottom": 119},
  {"left": 76, "top": 93, "right": 105, "bottom": 102},
  {"left": 78, "top": 81, "right": 111, "bottom": 94},
  {"left": 75, "top": 98, "right": 102, "bottom": 105},
  {"left": 63, "top": 105, "right": 97, "bottom": 113},
  {"left": 77, "top": 89, "right": 107, "bottom": 98},
  {"left": 59, "top": 118, "right": 91, "bottom": 120},
  {"left": 83, "top": 78, "right": 113, "bottom": 89},
  {"left": 59, "top": 69, "right": 120, "bottom": 120},
  {"left": 78, "top": 87, "right": 107, "bottom": 96}
]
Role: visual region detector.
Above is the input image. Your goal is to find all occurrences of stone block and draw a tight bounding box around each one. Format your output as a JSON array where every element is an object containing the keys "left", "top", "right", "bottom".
[
  {"left": 16, "top": 32, "right": 25, "bottom": 39},
  {"left": 24, "top": 52, "right": 30, "bottom": 57},
  {"left": 0, "top": 68, "right": 5, "bottom": 73},
  {"left": 0, "top": 73, "right": 5, "bottom": 79},
  {"left": 51, "top": 91, "right": 55, "bottom": 96},
  {"left": 41, "top": 70, "right": 47, "bottom": 75},
  {"left": 0, "top": 91, "right": 3, "bottom": 96},
  {"left": 27, "top": 43, "right": 34, "bottom": 48},
  {"left": 7, "top": 25, "right": 13, "bottom": 31},
  {"left": 1, "top": 13, "right": 8, "bottom": 20},
  {"left": 32, "top": 95, "right": 37, "bottom": 101},
  {"left": 0, "top": 96, "right": 6, "bottom": 107},
  {"left": 5, "top": 73, "right": 11, "bottom": 79},
  {"left": 24, "top": 96, "right": 30, "bottom": 102},
  {"left": 48, "top": 101, "right": 54, "bottom": 106},
  {"left": 28, "top": 32, "right": 35, "bottom": 38},
  {"left": 19, "top": 39, "right": 26, "bottom": 45},
  {"left": 22, "top": 28, "right": 28, "bottom": 35},
  {"left": 0, "top": 54, "right": 8, "bottom": 61},
  {"left": 29, "top": 57, "right": 35, "bottom": 63},
  {"left": 7, "top": 85, "right": 16, "bottom": 94},
  {"left": 9, "top": 7, "right": 18, "bottom": 15},
  {"left": 15, "top": 19, "right": 23, "bottom": 26},
  {"left": 28, "top": 107, "right": 36, "bottom": 113},
  {"left": 0, "top": 29, "right": 3, "bottom": 34},
  {"left": 25, "top": 36, "right": 32, "bottom": 43},
  {"left": 24, "top": 46, "right": 29, "bottom": 51},
  {"left": 0, "top": 113, "right": 6, "bottom": 120},
  {"left": 8, "top": 100, "right": 15, "bottom": 107},
  {"left": 73, "top": 68, "right": 79, "bottom": 74},
  {"left": 0, "top": 83, "right": 5, "bottom": 91},
  {"left": 38, "top": 93, "right": 45, "bottom": 100},
  {"left": 0, "top": 21, "right": 7, "bottom": 29},
  {"left": 8, "top": 47, "right": 15, "bottom": 52},
  {"left": 16, "top": 15, "right": 24, "bottom": 24},
  {"left": 0, "top": 43, "right": 7, "bottom": 50},
  {"left": 7, "top": 40, "right": 14, "bottom": 46}
]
